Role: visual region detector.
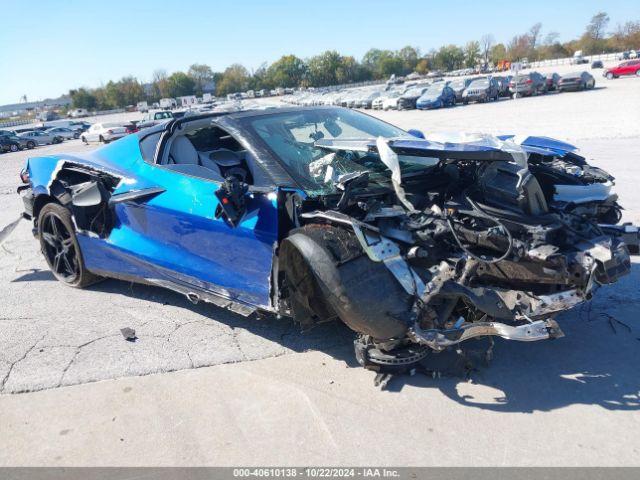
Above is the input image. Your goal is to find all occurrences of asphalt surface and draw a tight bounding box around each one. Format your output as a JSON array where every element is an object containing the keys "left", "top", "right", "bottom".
[{"left": 0, "top": 75, "right": 639, "bottom": 465}]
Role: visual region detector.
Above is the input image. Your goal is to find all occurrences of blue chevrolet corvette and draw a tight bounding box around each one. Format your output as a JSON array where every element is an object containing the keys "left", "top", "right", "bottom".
[{"left": 18, "top": 106, "right": 639, "bottom": 375}]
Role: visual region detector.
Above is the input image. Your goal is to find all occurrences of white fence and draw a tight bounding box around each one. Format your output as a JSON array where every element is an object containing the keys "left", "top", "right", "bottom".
[{"left": 528, "top": 52, "right": 621, "bottom": 69}]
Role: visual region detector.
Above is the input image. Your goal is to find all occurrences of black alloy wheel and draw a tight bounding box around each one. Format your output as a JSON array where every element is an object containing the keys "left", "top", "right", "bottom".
[{"left": 37, "top": 203, "right": 100, "bottom": 287}]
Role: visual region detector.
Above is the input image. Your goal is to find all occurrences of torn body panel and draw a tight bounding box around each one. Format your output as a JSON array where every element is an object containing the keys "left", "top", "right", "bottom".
[{"left": 277, "top": 131, "right": 637, "bottom": 374}]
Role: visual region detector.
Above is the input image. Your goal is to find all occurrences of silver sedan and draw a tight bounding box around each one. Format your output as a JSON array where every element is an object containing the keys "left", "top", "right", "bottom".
[
  {"left": 46, "top": 127, "right": 80, "bottom": 140},
  {"left": 18, "top": 130, "right": 64, "bottom": 145}
]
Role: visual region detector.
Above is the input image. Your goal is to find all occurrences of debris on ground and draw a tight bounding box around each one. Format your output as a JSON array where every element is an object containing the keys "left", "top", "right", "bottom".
[{"left": 120, "top": 327, "right": 137, "bottom": 342}]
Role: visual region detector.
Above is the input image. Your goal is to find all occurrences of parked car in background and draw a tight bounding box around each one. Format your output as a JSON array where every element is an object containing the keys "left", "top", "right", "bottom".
[
  {"left": 604, "top": 60, "right": 640, "bottom": 79},
  {"left": 45, "top": 120, "right": 89, "bottom": 132},
  {"left": 137, "top": 110, "right": 174, "bottom": 130},
  {"left": 381, "top": 90, "right": 404, "bottom": 110},
  {"left": 509, "top": 72, "right": 547, "bottom": 97},
  {"left": 46, "top": 127, "right": 80, "bottom": 140},
  {"left": 80, "top": 123, "right": 128, "bottom": 144},
  {"left": 571, "top": 50, "right": 588, "bottom": 65},
  {"left": 372, "top": 90, "right": 399, "bottom": 110},
  {"left": 558, "top": 71, "right": 596, "bottom": 91},
  {"left": 493, "top": 75, "right": 512, "bottom": 97},
  {"left": 18, "top": 130, "right": 63, "bottom": 145},
  {"left": 71, "top": 121, "right": 92, "bottom": 132},
  {"left": 544, "top": 73, "right": 561, "bottom": 91},
  {"left": 416, "top": 84, "right": 456, "bottom": 109},
  {"left": 397, "top": 86, "right": 429, "bottom": 110},
  {"left": 0, "top": 132, "right": 35, "bottom": 149},
  {"left": 448, "top": 78, "right": 476, "bottom": 103},
  {"left": 68, "top": 108, "right": 89, "bottom": 118},
  {"left": 0, "top": 136, "right": 21, "bottom": 153},
  {"left": 124, "top": 123, "right": 139, "bottom": 135},
  {"left": 591, "top": 60, "right": 604, "bottom": 69},
  {"left": 357, "top": 91, "right": 381, "bottom": 109},
  {"left": 462, "top": 77, "right": 499, "bottom": 104}
]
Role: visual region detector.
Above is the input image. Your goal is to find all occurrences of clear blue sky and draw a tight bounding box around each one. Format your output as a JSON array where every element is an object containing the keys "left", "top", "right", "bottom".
[{"left": 0, "top": 0, "right": 636, "bottom": 105}]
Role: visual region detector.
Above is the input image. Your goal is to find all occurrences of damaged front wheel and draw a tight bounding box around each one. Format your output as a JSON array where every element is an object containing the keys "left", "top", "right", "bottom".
[{"left": 38, "top": 203, "right": 101, "bottom": 288}]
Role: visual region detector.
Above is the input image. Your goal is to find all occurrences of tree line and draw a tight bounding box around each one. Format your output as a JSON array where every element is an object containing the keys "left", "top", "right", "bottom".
[{"left": 69, "top": 12, "right": 640, "bottom": 110}]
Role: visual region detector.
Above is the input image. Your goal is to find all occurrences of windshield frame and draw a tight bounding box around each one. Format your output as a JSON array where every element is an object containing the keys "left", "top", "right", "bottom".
[{"left": 235, "top": 107, "right": 412, "bottom": 192}]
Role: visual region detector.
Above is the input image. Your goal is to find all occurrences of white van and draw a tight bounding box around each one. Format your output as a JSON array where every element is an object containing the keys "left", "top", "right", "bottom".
[{"left": 68, "top": 108, "right": 89, "bottom": 118}]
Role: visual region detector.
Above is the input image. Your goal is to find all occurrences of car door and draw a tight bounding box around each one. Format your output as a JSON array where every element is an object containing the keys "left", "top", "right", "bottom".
[
  {"left": 106, "top": 137, "right": 278, "bottom": 309},
  {"left": 31, "top": 132, "right": 46, "bottom": 145},
  {"left": 620, "top": 62, "right": 631, "bottom": 75}
]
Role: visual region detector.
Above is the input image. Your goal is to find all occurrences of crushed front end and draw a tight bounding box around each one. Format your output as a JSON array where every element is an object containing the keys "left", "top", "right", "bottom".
[{"left": 277, "top": 134, "right": 638, "bottom": 378}]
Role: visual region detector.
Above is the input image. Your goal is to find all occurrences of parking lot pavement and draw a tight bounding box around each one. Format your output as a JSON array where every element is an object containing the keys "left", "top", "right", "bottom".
[{"left": 1, "top": 294, "right": 640, "bottom": 466}]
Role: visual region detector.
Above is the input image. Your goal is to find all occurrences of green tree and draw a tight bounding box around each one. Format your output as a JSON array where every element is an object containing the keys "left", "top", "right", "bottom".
[
  {"left": 464, "top": 41, "right": 480, "bottom": 68},
  {"left": 69, "top": 88, "right": 97, "bottom": 110},
  {"left": 397, "top": 46, "right": 420, "bottom": 74},
  {"left": 216, "top": 64, "right": 250, "bottom": 95},
  {"left": 104, "top": 81, "right": 125, "bottom": 108},
  {"left": 187, "top": 63, "right": 215, "bottom": 95},
  {"left": 118, "top": 76, "right": 145, "bottom": 106},
  {"left": 489, "top": 43, "right": 507, "bottom": 64},
  {"left": 166, "top": 72, "right": 196, "bottom": 97},
  {"left": 433, "top": 45, "right": 465, "bottom": 71},
  {"left": 307, "top": 51, "right": 343, "bottom": 86},
  {"left": 265, "top": 55, "right": 307, "bottom": 88}
]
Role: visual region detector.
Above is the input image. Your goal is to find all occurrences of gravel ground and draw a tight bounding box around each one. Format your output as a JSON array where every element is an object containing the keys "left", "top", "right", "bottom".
[{"left": 0, "top": 72, "right": 639, "bottom": 396}]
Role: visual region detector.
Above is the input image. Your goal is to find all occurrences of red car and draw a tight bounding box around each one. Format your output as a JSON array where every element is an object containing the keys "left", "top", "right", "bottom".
[{"left": 604, "top": 60, "right": 640, "bottom": 79}]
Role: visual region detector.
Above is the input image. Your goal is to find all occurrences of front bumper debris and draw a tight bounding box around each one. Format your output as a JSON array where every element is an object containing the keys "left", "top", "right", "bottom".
[{"left": 408, "top": 318, "right": 564, "bottom": 351}]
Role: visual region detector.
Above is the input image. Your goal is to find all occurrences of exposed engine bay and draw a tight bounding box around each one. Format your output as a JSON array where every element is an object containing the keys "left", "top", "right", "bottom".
[{"left": 277, "top": 134, "right": 638, "bottom": 384}]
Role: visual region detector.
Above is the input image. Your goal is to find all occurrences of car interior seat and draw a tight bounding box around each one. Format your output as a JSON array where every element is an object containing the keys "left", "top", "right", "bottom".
[
  {"left": 207, "top": 149, "right": 250, "bottom": 183},
  {"left": 168, "top": 136, "right": 200, "bottom": 165},
  {"left": 166, "top": 135, "right": 224, "bottom": 182}
]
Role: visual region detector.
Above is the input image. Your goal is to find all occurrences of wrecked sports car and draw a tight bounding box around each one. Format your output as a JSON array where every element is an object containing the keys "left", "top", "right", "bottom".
[{"left": 18, "top": 106, "right": 640, "bottom": 378}]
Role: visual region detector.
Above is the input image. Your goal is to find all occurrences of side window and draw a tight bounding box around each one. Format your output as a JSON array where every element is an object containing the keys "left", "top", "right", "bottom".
[
  {"left": 160, "top": 124, "right": 273, "bottom": 187},
  {"left": 139, "top": 132, "right": 161, "bottom": 163}
]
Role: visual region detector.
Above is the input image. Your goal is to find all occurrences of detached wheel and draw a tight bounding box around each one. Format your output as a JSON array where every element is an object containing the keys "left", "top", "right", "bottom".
[{"left": 38, "top": 203, "right": 100, "bottom": 288}]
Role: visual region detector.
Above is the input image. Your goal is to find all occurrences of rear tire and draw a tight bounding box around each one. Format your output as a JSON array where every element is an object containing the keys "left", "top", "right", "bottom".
[
  {"left": 606, "top": 72, "right": 614, "bottom": 79},
  {"left": 27, "top": 141, "right": 35, "bottom": 149},
  {"left": 37, "top": 203, "right": 101, "bottom": 288}
]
